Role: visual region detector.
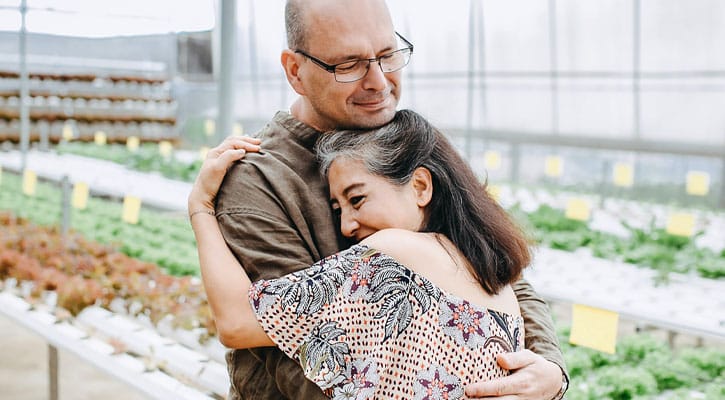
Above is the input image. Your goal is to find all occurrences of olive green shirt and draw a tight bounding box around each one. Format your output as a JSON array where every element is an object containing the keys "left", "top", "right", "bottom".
[{"left": 215, "top": 111, "right": 567, "bottom": 399}]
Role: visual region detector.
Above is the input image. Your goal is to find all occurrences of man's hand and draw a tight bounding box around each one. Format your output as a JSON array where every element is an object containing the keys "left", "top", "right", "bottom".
[{"left": 465, "top": 350, "right": 563, "bottom": 399}]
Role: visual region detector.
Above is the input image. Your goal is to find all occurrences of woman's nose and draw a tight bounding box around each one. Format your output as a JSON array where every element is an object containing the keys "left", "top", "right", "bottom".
[{"left": 340, "top": 214, "right": 359, "bottom": 238}]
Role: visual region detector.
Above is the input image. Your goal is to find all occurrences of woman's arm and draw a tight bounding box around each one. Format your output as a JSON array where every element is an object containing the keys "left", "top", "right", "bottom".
[{"left": 188, "top": 136, "right": 273, "bottom": 348}]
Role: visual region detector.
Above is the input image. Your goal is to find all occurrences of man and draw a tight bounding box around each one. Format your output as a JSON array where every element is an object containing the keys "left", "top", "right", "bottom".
[{"left": 215, "top": 0, "right": 568, "bottom": 398}]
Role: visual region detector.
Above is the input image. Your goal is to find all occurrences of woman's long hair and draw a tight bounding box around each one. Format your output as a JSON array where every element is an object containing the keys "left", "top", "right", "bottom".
[{"left": 316, "top": 110, "right": 531, "bottom": 295}]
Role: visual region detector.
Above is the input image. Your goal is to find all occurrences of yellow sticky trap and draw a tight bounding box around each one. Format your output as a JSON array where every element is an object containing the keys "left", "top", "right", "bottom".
[
  {"left": 159, "top": 140, "right": 173, "bottom": 158},
  {"left": 545, "top": 156, "right": 563, "bottom": 178},
  {"left": 666, "top": 213, "right": 695, "bottom": 237},
  {"left": 204, "top": 119, "right": 215, "bottom": 137},
  {"left": 22, "top": 170, "right": 37, "bottom": 196},
  {"left": 122, "top": 195, "right": 142, "bottom": 225},
  {"left": 484, "top": 151, "right": 501, "bottom": 170},
  {"left": 613, "top": 162, "right": 634, "bottom": 188},
  {"left": 199, "top": 146, "right": 210, "bottom": 161},
  {"left": 569, "top": 304, "right": 619, "bottom": 354},
  {"left": 94, "top": 131, "right": 107, "bottom": 146},
  {"left": 126, "top": 136, "right": 140, "bottom": 152},
  {"left": 686, "top": 171, "right": 710, "bottom": 196},
  {"left": 233, "top": 123, "right": 244, "bottom": 136},
  {"left": 565, "top": 198, "right": 590, "bottom": 221},
  {"left": 62, "top": 123, "right": 74, "bottom": 141},
  {"left": 486, "top": 184, "right": 501, "bottom": 201},
  {"left": 71, "top": 182, "right": 89, "bottom": 210}
]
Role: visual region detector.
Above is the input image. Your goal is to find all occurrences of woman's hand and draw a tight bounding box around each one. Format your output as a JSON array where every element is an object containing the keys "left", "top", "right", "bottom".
[{"left": 188, "top": 136, "right": 261, "bottom": 214}]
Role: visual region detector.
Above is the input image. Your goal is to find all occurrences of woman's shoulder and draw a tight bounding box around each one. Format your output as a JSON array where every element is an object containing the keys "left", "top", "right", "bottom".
[
  {"left": 359, "top": 229, "right": 450, "bottom": 275},
  {"left": 360, "top": 229, "right": 430, "bottom": 258}
]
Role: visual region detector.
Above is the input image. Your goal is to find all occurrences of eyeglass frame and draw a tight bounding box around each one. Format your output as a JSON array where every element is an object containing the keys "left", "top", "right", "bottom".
[{"left": 294, "top": 32, "right": 414, "bottom": 83}]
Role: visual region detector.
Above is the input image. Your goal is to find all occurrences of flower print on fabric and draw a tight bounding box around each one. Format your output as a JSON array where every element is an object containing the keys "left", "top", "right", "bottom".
[
  {"left": 341, "top": 249, "right": 378, "bottom": 300},
  {"left": 330, "top": 358, "right": 379, "bottom": 400},
  {"left": 248, "top": 280, "right": 277, "bottom": 315},
  {"left": 439, "top": 296, "right": 490, "bottom": 348},
  {"left": 413, "top": 364, "right": 464, "bottom": 400},
  {"left": 332, "top": 382, "right": 358, "bottom": 400}
]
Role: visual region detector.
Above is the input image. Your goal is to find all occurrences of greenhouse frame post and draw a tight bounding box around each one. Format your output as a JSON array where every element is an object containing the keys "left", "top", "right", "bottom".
[
  {"left": 216, "top": 0, "right": 237, "bottom": 143},
  {"left": 49, "top": 344, "right": 59, "bottom": 400},
  {"left": 61, "top": 175, "right": 71, "bottom": 237},
  {"left": 19, "top": 0, "right": 30, "bottom": 171}
]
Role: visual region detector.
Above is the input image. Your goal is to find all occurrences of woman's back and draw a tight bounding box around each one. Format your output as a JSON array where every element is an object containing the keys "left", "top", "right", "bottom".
[{"left": 249, "top": 229, "right": 523, "bottom": 399}]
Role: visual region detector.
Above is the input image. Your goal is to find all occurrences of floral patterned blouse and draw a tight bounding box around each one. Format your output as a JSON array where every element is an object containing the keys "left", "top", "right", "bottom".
[{"left": 248, "top": 244, "right": 524, "bottom": 400}]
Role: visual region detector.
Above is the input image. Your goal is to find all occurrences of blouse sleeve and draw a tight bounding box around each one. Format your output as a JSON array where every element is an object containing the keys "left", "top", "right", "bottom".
[{"left": 248, "top": 244, "right": 377, "bottom": 391}]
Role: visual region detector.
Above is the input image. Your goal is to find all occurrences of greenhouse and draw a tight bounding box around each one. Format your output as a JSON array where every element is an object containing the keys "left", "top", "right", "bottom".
[{"left": 0, "top": 0, "right": 723, "bottom": 399}]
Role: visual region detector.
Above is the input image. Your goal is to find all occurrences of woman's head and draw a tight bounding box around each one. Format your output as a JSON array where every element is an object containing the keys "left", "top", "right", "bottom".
[{"left": 316, "top": 110, "right": 531, "bottom": 294}]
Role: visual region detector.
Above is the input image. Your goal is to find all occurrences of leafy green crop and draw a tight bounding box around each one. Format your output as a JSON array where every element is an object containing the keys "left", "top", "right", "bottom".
[
  {"left": 0, "top": 172, "right": 198, "bottom": 276},
  {"left": 523, "top": 204, "right": 724, "bottom": 281},
  {"left": 57, "top": 142, "right": 202, "bottom": 183}
]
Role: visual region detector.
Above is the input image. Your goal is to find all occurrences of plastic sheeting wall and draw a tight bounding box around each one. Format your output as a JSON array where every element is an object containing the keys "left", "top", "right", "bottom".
[{"left": 236, "top": 0, "right": 725, "bottom": 148}]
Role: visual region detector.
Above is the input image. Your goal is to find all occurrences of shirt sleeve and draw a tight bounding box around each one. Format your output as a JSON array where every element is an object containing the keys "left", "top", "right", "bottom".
[
  {"left": 248, "top": 246, "right": 366, "bottom": 392},
  {"left": 512, "top": 278, "right": 569, "bottom": 380}
]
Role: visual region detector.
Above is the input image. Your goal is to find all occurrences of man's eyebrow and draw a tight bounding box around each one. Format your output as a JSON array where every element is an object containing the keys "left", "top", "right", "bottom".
[{"left": 334, "top": 43, "right": 397, "bottom": 63}]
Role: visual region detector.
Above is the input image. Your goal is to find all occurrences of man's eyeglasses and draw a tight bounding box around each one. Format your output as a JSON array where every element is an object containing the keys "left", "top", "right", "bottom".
[{"left": 295, "top": 32, "right": 414, "bottom": 83}]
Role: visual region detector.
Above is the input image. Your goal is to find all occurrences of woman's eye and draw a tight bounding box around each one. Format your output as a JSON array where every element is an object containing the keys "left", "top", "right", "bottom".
[{"left": 350, "top": 196, "right": 364, "bottom": 206}]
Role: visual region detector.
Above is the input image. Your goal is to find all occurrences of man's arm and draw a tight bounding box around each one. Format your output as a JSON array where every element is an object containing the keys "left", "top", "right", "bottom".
[{"left": 466, "top": 279, "right": 568, "bottom": 399}]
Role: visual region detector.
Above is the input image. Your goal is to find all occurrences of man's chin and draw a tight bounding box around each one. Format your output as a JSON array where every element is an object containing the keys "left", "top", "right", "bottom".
[{"left": 350, "top": 106, "right": 397, "bottom": 129}]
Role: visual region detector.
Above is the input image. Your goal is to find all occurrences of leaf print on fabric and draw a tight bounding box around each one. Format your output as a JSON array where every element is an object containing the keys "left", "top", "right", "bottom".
[
  {"left": 261, "top": 252, "right": 350, "bottom": 316},
  {"left": 486, "top": 310, "right": 517, "bottom": 352},
  {"left": 438, "top": 297, "right": 490, "bottom": 348},
  {"left": 366, "top": 253, "right": 441, "bottom": 341},
  {"left": 298, "top": 320, "right": 351, "bottom": 386},
  {"left": 413, "top": 364, "right": 464, "bottom": 400}
]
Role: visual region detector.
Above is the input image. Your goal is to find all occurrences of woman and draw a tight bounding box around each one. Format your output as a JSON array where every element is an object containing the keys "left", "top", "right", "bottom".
[{"left": 189, "top": 110, "right": 532, "bottom": 399}]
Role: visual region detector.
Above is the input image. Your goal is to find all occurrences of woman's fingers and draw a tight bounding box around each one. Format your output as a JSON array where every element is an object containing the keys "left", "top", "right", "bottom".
[
  {"left": 209, "top": 136, "right": 261, "bottom": 158},
  {"left": 217, "top": 148, "right": 247, "bottom": 170}
]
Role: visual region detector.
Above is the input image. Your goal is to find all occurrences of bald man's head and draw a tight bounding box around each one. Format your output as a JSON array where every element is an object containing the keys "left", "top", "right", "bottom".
[{"left": 285, "top": 0, "right": 392, "bottom": 51}]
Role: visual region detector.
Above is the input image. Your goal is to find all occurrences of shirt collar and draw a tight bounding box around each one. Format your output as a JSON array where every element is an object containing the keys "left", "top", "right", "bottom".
[{"left": 273, "top": 111, "right": 321, "bottom": 150}]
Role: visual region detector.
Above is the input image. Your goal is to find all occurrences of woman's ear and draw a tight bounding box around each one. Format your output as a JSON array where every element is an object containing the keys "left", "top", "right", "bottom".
[
  {"left": 411, "top": 167, "right": 433, "bottom": 208},
  {"left": 281, "top": 50, "right": 306, "bottom": 96}
]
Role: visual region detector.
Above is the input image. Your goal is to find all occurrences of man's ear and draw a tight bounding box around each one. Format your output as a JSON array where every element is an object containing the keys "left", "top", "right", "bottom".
[
  {"left": 281, "top": 49, "right": 306, "bottom": 96},
  {"left": 411, "top": 167, "right": 433, "bottom": 208}
]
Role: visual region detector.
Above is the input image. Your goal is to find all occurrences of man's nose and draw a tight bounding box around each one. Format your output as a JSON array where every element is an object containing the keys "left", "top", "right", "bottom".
[{"left": 361, "top": 60, "right": 388, "bottom": 91}]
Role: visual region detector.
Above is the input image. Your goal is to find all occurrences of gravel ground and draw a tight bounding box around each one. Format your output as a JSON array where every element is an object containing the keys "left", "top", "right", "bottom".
[{"left": 0, "top": 314, "right": 148, "bottom": 400}]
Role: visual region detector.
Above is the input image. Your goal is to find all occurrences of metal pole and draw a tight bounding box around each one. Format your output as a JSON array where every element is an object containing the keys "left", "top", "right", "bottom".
[
  {"left": 248, "top": 0, "right": 260, "bottom": 115},
  {"left": 61, "top": 175, "right": 71, "bottom": 237},
  {"left": 464, "top": 0, "right": 477, "bottom": 161},
  {"left": 19, "top": 0, "right": 30, "bottom": 171},
  {"left": 633, "top": 0, "right": 641, "bottom": 140},
  {"left": 548, "top": 0, "right": 559, "bottom": 136},
  {"left": 49, "top": 344, "right": 59, "bottom": 400},
  {"left": 720, "top": 156, "right": 725, "bottom": 208},
  {"left": 216, "top": 0, "right": 237, "bottom": 143},
  {"left": 478, "top": 0, "right": 487, "bottom": 146}
]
